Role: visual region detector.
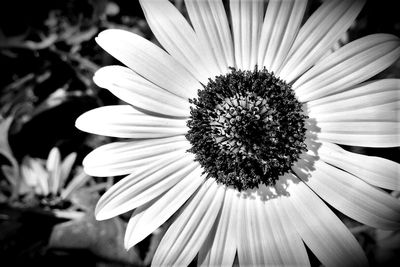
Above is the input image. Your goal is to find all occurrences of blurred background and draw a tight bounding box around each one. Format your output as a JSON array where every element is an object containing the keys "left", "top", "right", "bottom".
[{"left": 0, "top": 0, "right": 399, "bottom": 266}]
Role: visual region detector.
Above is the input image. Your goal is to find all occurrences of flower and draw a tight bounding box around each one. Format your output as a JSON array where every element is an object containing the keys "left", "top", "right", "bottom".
[
  {"left": 76, "top": 0, "right": 400, "bottom": 266},
  {"left": 19, "top": 147, "right": 92, "bottom": 210}
]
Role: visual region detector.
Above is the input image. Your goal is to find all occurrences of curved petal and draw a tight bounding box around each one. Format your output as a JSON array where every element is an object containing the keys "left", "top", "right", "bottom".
[
  {"left": 278, "top": 0, "right": 365, "bottom": 82},
  {"left": 294, "top": 34, "right": 400, "bottom": 102},
  {"left": 280, "top": 174, "right": 368, "bottom": 267},
  {"left": 293, "top": 159, "right": 400, "bottom": 230},
  {"left": 93, "top": 66, "right": 191, "bottom": 118},
  {"left": 312, "top": 109, "right": 399, "bottom": 123},
  {"left": 307, "top": 79, "right": 400, "bottom": 112},
  {"left": 258, "top": 0, "right": 307, "bottom": 72},
  {"left": 124, "top": 166, "right": 204, "bottom": 249},
  {"left": 75, "top": 105, "right": 188, "bottom": 138},
  {"left": 96, "top": 29, "right": 200, "bottom": 99},
  {"left": 317, "top": 132, "right": 400, "bottom": 147},
  {"left": 198, "top": 187, "right": 238, "bottom": 267},
  {"left": 185, "top": 0, "right": 234, "bottom": 74},
  {"left": 60, "top": 152, "right": 77, "bottom": 188},
  {"left": 95, "top": 152, "right": 195, "bottom": 220},
  {"left": 317, "top": 142, "right": 400, "bottom": 190},
  {"left": 230, "top": 0, "right": 264, "bottom": 70},
  {"left": 152, "top": 179, "right": 225, "bottom": 266},
  {"left": 46, "top": 147, "right": 61, "bottom": 195},
  {"left": 236, "top": 191, "right": 264, "bottom": 265},
  {"left": 317, "top": 121, "right": 399, "bottom": 135},
  {"left": 237, "top": 186, "right": 309, "bottom": 266},
  {"left": 271, "top": 195, "right": 311, "bottom": 267},
  {"left": 139, "top": 0, "right": 217, "bottom": 83},
  {"left": 245, "top": 191, "right": 279, "bottom": 265},
  {"left": 83, "top": 136, "right": 191, "bottom": 177}
]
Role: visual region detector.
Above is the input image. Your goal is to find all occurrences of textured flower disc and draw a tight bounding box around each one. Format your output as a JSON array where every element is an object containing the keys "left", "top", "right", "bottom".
[{"left": 186, "top": 67, "right": 307, "bottom": 190}]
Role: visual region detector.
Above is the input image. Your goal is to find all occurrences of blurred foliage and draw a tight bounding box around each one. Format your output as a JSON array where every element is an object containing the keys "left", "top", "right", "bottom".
[
  {"left": 0, "top": 0, "right": 399, "bottom": 266},
  {"left": 0, "top": 0, "right": 159, "bottom": 265}
]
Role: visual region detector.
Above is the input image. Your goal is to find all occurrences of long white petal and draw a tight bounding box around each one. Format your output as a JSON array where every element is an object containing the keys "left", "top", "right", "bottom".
[
  {"left": 293, "top": 158, "right": 400, "bottom": 230},
  {"left": 307, "top": 79, "right": 400, "bottom": 111},
  {"left": 124, "top": 166, "right": 204, "bottom": 249},
  {"left": 280, "top": 174, "right": 368, "bottom": 267},
  {"left": 83, "top": 136, "right": 191, "bottom": 177},
  {"left": 152, "top": 179, "right": 225, "bottom": 266},
  {"left": 185, "top": 0, "right": 234, "bottom": 74},
  {"left": 258, "top": 0, "right": 307, "bottom": 72},
  {"left": 230, "top": 0, "right": 264, "bottom": 70},
  {"left": 198, "top": 187, "right": 238, "bottom": 267},
  {"left": 46, "top": 147, "right": 62, "bottom": 195},
  {"left": 94, "top": 66, "right": 191, "bottom": 117},
  {"left": 139, "top": 0, "right": 217, "bottom": 83},
  {"left": 271, "top": 196, "right": 311, "bottom": 266},
  {"left": 95, "top": 152, "right": 195, "bottom": 220},
  {"left": 317, "top": 121, "right": 399, "bottom": 135},
  {"left": 294, "top": 34, "right": 400, "bottom": 102},
  {"left": 317, "top": 141, "right": 400, "bottom": 190},
  {"left": 96, "top": 29, "right": 200, "bottom": 99},
  {"left": 318, "top": 132, "right": 400, "bottom": 147},
  {"left": 236, "top": 191, "right": 264, "bottom": 265},
  {"left": 312, "top": 109, "right": 399, "bottom": 123},
  {"left": 75, "top": 105, "right": 188, "bottom": 138},
  {"left": 278, "top": 0, "right": 365, "bottom": 82},
  {"left": 59, "top": 152, "right": 77, "bottom": 189}
]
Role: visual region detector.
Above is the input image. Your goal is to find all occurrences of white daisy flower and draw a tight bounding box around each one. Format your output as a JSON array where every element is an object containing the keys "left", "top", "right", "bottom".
[{"left": 76, "top": 0, "right": 400, "bottom": 266}]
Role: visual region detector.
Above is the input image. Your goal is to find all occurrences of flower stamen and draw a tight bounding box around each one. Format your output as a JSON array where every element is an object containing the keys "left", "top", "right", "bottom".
[{"left": 186, "top": 67, "right": 308, "bottom": 191}]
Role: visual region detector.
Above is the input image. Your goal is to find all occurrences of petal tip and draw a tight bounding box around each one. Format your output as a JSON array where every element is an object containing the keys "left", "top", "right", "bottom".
[
  {"left": 75, "top": 112, "right": 88, "bottom": 132},
  {"left": 94, "top": 203, "right": 113, "bottom": 221}
]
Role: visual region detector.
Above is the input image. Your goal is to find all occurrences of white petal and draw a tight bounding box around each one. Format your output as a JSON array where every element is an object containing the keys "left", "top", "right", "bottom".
[
  {"left": 198, "top": 187, "right": 238, "bottom": 267},
  {"left": 237, "top": 190, "right": 272, "bottom": 265},
  {"left": 293, "top": 158, "right": 400, "bottom": 230},
  {"left": 152, "top": 179, "right": 225, "bottom": 266},
  {"left": 230, "top": 0, "right": 264, "bottom": 70},
  {"left": 278, "top": 0, "right": 365, "bottom": 82},
  {"left": 95, "top": 152, "right": 195, "bottom": 220},
  {"left": 96, "top": 29, "right": 200, "bottom": 99},
  {"left": 258, "top": 0, "right": 307, "bottom": 72},
  {"left": 312, "top": 109, "right": 399, "bottom": 123},
  {"left": 139, "top": 0, "right": 217, "bottom": 83},
  {"left": 59, "top": 152, "right": 77, "bottom": 189},
  {"left": 75, "top": 105, "right": 188, "bottom": 138},
  {"left": 46, "top": 147, "right": 61, "bottom": 195},
  {"left": 46, "top": 147, "right": 60, "bottom": 171},
  {"left": 317, "top": 132, "right": 400, "bottom": 147},
  {"left": 270, "top": 195, "right": 311, "bottom": 266},
  {"left": 61, "top": 171, "right": 91, "bottom": 200},
  {"left": 317, "top": 121, "right": 399, "bottom": 135},
  {"left": 26, "top": 159, "right": 49, "bottom": 195},
  {"left": 83, "top": 136, "right": 191, "bottom": 177},
  {"left": 317, "top": 141, "right": 400, "bottom": 190},
  {"left": 307, "top": 79, "right": 400, "bottom": 112},
  {"left": 124, "top": 166, "right": 204, "bottom": 249},
  {"left": 294, "top": 34, "right": 400, "bottom": 102},
  {"left": 185, "top": 0, "right": 234, "bottom": 74},
  {"left": 281, "top": 174, "right": 368, "bottom": 267},
  {"left": 94, "top": 66, "right": 191, "bottom": 117}
]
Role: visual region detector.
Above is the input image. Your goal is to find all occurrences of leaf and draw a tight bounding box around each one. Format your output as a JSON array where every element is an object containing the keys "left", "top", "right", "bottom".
[
  {"left": 0, "top": 116, "right": 19, "bottom": 187},
  {"left": 49, "top": 214, "right": 143, "bottom": 266}
]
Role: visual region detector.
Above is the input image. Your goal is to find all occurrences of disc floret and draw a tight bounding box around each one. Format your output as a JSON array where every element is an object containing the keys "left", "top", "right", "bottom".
[{"left": 186, "top": 67, "right": 307, "bottom": 191}]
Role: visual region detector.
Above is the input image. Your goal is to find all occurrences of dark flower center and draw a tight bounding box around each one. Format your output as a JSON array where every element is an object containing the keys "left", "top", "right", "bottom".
[{"left": 186, "top": 67, "right": 307, "bottom": 191}]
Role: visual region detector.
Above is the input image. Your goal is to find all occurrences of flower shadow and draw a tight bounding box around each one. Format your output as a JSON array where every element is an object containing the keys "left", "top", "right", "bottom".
[{"left": 246, "top": 117, "right": 323, "bottom": 201}]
